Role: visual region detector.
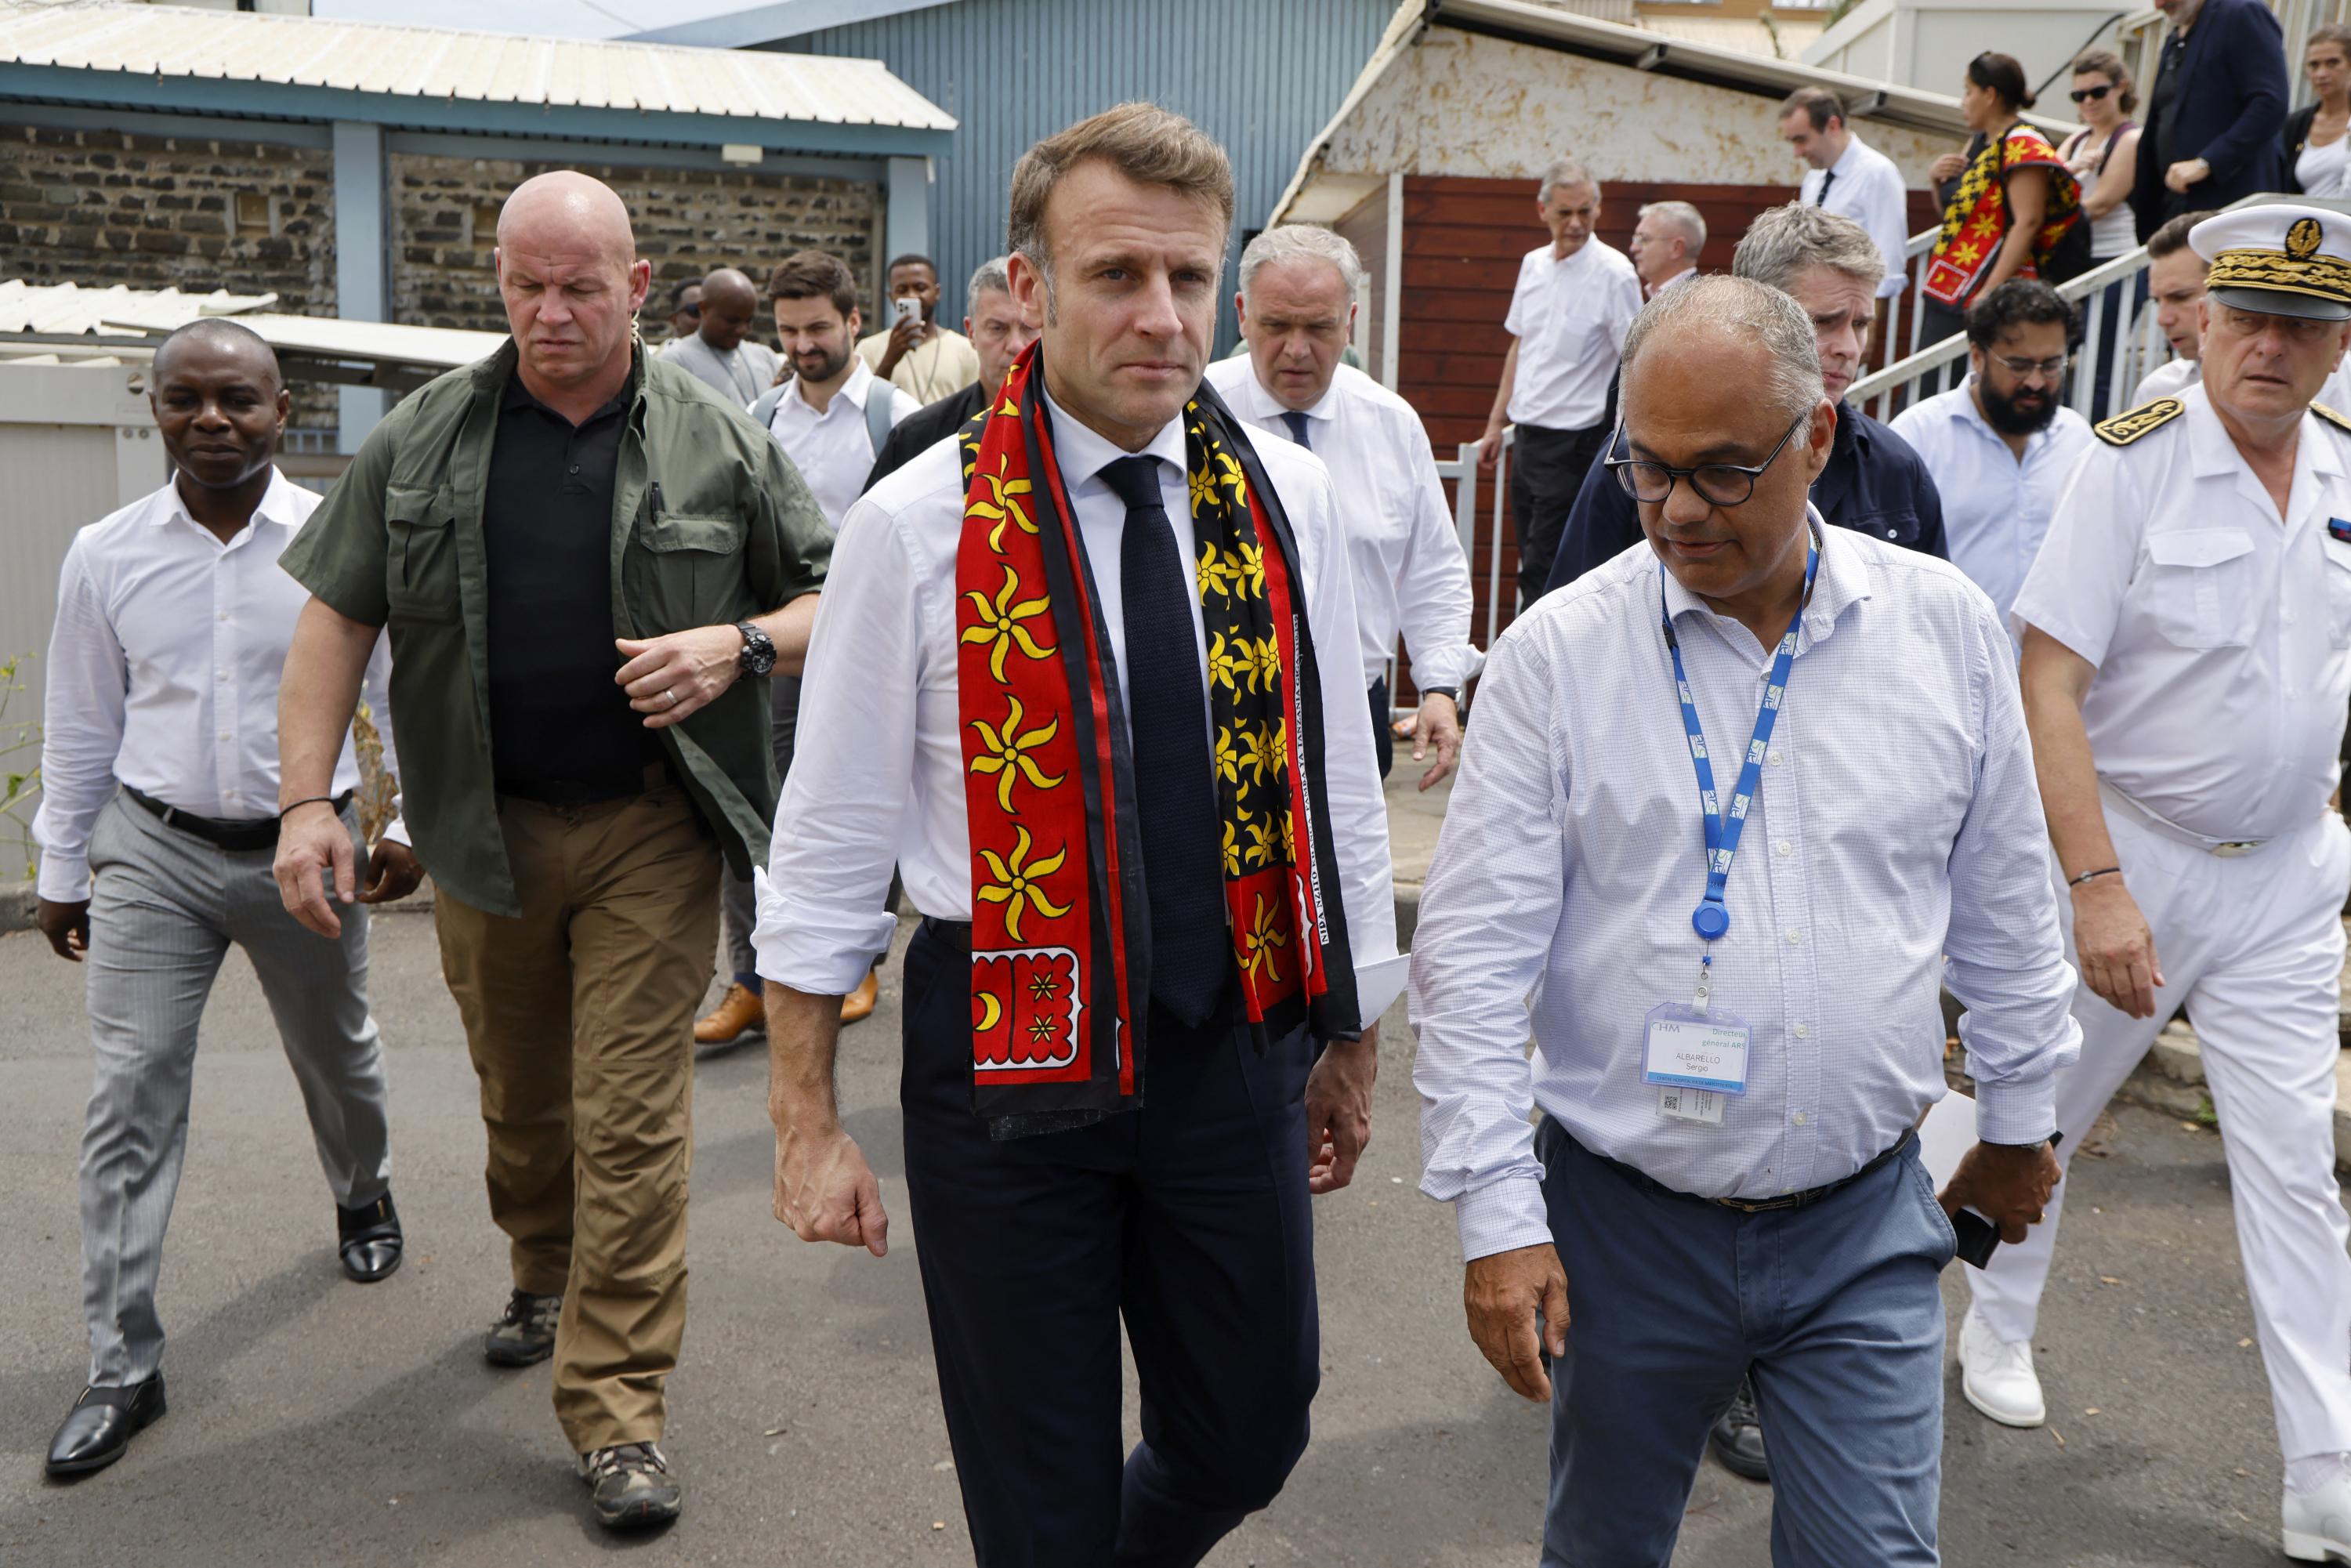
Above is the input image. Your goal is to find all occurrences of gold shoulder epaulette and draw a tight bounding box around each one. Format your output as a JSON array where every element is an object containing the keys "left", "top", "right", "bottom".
[
  {"left": 2094, "top": 397, "right": 2184, "bottom": 447},
  {"left": 2313, "top": 401, "right": 2351, "bottom": 436}
]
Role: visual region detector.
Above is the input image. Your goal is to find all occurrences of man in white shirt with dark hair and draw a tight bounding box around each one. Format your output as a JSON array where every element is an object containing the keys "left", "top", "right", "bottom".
[
  {"left": 1782, "top": 87, "right": 1913, "bottom": 303},
  {"left": 755, "top": 103, "right": 1402, "bottom": 1566},
  {"left": 1413, "top": 274, "right": 2075, "bottom": 1565},
  {"left": 1477, "top": 155, "right": 1645, "bottom": 612},
  {"left": 33, "top": 320, "right": 418, "bottom": 1478},
  {"left": 1207, "top": 224, "right": 1483, "bottom": 788}
]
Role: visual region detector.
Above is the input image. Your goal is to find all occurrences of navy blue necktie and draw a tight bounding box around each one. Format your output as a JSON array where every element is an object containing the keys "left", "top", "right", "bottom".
[
  {"left": 1281, "top": 410, "right": 1312, "bottom": 449},
  {"left": 1100, "top": 455, "right": 1229, "bottom": 1026},
  {"left": 1815, "top": 169, "right": 1836, "bottom": 206}
]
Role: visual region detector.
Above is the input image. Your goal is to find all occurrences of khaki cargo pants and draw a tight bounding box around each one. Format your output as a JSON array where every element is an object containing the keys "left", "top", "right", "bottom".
[{"left": 434, "top": 786, "right": 719, "bottom": 1454}]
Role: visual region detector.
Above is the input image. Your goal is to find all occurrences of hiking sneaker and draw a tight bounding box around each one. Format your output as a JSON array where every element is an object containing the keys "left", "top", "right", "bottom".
[
  {"left": 483, "top": 1289, "right": 562, "bottom": 1367},
  {"left": 579, "top": 1441, "right": 682, "bottom": 1530}
]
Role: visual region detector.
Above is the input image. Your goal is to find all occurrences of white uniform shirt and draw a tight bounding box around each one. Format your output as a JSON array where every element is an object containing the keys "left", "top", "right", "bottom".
[
  {"left": 2133, "top": 357, "right": 2200, "bottom": 405},
  {"left": 766, "top": 355, "right": 922, "bottom": 530},
  {"left": 1204, "top": 359, "right": 1485, "bottom": 693},
  {"left": 1503, "top": 240, "right": 1643, "bottom": 432},
  {"left": 2015, "top": 382, "right": 2351, "bottom": 842},
  {"left": 753, "top": 386, "right": 1405, "bottom": 1012},
  {"left": 1411, "top": 520, "right": 2079, "bottom": 1261},
  {"left": 33, "top": 470, "right": 403, "bottom": 903},
  {"left": 1799, "top": 132, "right": 1913, "bottom": 300},
  {"left": 1889, "top": 378, "right": 2096, "bottom": 624}
]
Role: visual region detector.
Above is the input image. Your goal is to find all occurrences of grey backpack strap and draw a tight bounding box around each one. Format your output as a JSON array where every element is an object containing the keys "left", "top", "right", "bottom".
[
  {"left": 864, "top": 381, "right": 895, "bottom": 456},
  {"left": 748, "top": 383, "right": 788, "bottom": 429}
]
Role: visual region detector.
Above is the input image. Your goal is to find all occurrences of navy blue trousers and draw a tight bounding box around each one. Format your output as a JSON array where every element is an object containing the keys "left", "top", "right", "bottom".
[
  {"left": 899, "top": 924, "right": 1321, "bottom": 1568},
  {"left": 1537, "top": 1119, "right": 1954, "bottom": 1567}
]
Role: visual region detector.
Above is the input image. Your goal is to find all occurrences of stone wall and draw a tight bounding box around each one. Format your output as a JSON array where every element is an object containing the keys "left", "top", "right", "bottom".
[
  {"left": 0, "top": 121, "right": 340, "bottom": 432},
  {"left": 390, "top": 153, "right": 884, "bottom": 344}
]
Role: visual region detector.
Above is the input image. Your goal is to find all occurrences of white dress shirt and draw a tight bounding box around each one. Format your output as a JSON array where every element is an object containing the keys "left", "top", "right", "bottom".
[
  {"left": 755, "top": 384, "right": 1404, "bottom": 1014},
  {"left": 33, "top": 470, "right": 402, "bottom": 903},
  {"left": 1503, "top": 239, "right": 1643, "bottom": 432},
  {"left": 1889, "top": 378, "right": 2095, "bottom": 624},
  {"left": 1205, "top": 359, "right": 1485, "bottom": 693},
  {"left": 765, "top": 355, "right": 922, "bottom": 530},
  {"left": 2015, "top": 382, "right": 2351, "bottom": 842},
  {"left": 1799, "top": 132, "right": 1913, "bottom": 300},
  {"left": 1411, "top": 520, "right": 2079, "bottom": 1262}
]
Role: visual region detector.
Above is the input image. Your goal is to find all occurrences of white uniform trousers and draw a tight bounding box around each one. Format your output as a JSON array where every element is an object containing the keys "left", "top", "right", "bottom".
[{"left": 1967, "top": 802, "right": 2351, "bottom": 1462}]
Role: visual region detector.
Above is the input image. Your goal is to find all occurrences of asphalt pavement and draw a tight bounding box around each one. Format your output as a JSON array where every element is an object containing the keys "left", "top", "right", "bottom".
[{"left": 0, "top": 906, "right": 2335, "bottom": 1567}]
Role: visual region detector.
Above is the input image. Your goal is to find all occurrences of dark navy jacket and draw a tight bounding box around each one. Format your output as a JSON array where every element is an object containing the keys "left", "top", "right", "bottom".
[
  {"left": 2132, "top": 0, "right": 2288, "bottom": 241},
  {"left": 1540, "top": 401, "right": 1947, "bottom": 597}
]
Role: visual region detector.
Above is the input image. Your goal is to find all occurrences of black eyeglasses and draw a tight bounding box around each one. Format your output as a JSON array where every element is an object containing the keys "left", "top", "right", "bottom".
[
  {"left": 2069, "top": 83, "right": 2114, "bottom": 103},
  {"left": 1603, "top": 411, "right": 1811, "bottom": 509}
]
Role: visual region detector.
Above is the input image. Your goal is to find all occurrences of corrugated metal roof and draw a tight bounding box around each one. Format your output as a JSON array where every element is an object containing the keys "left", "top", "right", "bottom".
[
  {"left": 0, "top": 0, "right": 955, "bottom": 131},
  {"left": 0, "top": 278, "right": 508, "bottom": 375}
]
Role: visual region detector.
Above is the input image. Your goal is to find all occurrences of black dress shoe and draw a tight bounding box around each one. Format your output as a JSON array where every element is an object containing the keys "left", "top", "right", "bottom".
[
  {"left": 337, "top": 1190, "right": 403, "bottom": 1283},
  {"left": 1708, "top": 1373, "right": 1770, "bottom": 1483},
  {"left": 46, "top": 1375, "right": 166, "bottom": 1477}
]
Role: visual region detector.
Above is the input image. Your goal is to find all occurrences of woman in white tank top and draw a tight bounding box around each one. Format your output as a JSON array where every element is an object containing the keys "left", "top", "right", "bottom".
[
  {"left": 2061, "top": 52, "right": 2142, "bottom": 260},
  {"left": 2290, "top": 27, "right": 2351, "bottom": 200}
]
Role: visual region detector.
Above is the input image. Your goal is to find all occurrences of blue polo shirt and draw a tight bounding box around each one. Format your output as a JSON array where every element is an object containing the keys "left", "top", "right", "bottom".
[{"left": 1540, "top": 400, "right": 1948, "bottom": 597}]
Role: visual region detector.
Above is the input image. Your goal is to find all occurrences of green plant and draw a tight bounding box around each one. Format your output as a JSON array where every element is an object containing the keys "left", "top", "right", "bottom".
[{"left": 0, "top": 654, "right": 40, "bottom": 882}]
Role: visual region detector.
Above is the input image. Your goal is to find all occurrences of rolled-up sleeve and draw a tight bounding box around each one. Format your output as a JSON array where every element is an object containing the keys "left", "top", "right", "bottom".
[
  {"left": 1410, "top": 625, "right": 1566, "bottom": 1261},
  {"left": 1943, "top": 599, "right": 2082, "bottom": 1143},
  {"left": 752, "top": 498, "right": 919, "bottom": 994},
  {"left": 278, "top": 409, "right": 397, "bottom": 627}
]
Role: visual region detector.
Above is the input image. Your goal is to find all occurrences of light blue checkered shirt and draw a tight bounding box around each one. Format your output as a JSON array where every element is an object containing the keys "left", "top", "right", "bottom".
[{"left": 1410, "top": 516, "right": 2081, "bottom": 1262}]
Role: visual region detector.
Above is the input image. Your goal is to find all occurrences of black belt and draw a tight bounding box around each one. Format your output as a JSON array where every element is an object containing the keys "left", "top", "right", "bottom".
[
  {"left": 1586, "top": 1125, "right": 1916, "bottom": 1215},
  {"left": 123, "top": 784, "right": 345, "bottom": 853},
  {"left": 920, "top": 916, "right": 973, "bottom": 951},
  {"left": 498, "top": 760, "right": 671, "bottom": 809}
]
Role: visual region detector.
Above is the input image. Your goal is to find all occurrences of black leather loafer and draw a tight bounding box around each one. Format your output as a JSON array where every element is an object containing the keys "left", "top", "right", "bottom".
[
  {"left": 337, "top": 1191, "right": 404, "bottom": 1284},
  {"left": 46, "top": 1374, "right": 166, "bottom": 1477},
  {"left": 1708, "top": 1373, "right": 1770, "bottom": 1483}
]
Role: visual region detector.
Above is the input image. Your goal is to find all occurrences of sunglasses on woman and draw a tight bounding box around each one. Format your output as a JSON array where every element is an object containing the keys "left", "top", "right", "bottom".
[{"left": 2069, "top": 83, "right": 2113, "bottom": 103}]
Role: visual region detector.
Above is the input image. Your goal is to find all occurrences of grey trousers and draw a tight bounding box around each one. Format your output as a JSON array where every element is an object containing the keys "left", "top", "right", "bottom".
[{"left": 78, "top": 793, "right": 392, "bottom": 1386}]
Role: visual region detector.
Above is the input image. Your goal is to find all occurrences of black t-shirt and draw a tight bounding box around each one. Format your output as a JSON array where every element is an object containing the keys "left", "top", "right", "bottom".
[{"left": 481, "top": 372, "right": 660, "bottom": 800}]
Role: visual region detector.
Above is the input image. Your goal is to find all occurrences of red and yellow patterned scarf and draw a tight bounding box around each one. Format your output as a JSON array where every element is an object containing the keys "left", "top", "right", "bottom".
[
  {"left": 1924, "top": 124, "right": 2081, "bottom": 307},
  {"left": 953, "top": 346, "right": 1357, "bottom": 1132}
]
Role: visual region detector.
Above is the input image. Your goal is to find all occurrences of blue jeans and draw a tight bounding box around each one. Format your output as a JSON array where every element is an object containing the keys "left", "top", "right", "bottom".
[{"left": 1535, "top": 1118, "right": 1954, "bottom": 1567}]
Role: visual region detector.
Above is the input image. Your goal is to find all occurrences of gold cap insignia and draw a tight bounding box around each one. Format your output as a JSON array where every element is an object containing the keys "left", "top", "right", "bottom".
[{"left": 2289, "top": 218, "right": 2325, "bottom": 262}]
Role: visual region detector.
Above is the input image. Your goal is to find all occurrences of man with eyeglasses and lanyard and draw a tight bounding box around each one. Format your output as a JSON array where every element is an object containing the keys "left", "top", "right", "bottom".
[
  {"left": 1411, "top": 273, "right": 2076, "bottom": 1565},
  {"left": 1965, "top": 205, "right": 2351, "bottom": 1565},
  {"left": 1891, "top": 279, "right": 2094, "bottom": 628}
]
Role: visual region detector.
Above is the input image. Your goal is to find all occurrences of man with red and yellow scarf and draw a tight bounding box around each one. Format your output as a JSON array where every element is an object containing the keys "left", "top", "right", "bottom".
[{"left": 754, "top": 103, "right": 1405, "bottom": 1566}]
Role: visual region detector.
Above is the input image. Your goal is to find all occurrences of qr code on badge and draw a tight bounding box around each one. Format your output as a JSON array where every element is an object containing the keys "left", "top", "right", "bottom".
[{"left": 1659, "top": 1085, "right": 1724, "bottom": 1124}]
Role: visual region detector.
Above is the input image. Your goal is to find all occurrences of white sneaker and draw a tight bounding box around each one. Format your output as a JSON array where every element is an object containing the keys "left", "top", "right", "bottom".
[
  {"left": 2284, "top": 1468, "right": 2351, "bottom": 1563},
  {"left": 1956, "top": 1309, "right": 2045, "bottom": 1428}
]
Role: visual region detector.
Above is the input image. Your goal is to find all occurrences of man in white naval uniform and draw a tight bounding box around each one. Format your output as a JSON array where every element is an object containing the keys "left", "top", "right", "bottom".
[{"left": 1967, "top": 203, "right": 2351, "bottom": 1564}]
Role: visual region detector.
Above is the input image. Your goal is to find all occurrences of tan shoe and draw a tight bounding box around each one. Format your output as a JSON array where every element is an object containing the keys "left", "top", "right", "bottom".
[
  {"left": 839, "top": 971, "right": 880, "bottom": 1025},
  {"left": 694, "top": 982, "right": 765, "bottom": 1045}
]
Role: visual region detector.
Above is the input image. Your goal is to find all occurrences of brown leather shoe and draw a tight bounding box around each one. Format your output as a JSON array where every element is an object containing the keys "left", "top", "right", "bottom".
[
  {"left": 694, "top": 983, "right": 764, "bottom": 1046},
  {"left": 839, "top": 971, "right": 879, "bottom": 1025}
]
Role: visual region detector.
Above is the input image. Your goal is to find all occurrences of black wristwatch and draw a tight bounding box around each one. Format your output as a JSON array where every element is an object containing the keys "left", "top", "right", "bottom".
[
  {"left": 1421, "top": 686, "right": 1461, "bottom": 708},
  {"left": 735, "top": 621, "right": 777, "bottom": 678}
]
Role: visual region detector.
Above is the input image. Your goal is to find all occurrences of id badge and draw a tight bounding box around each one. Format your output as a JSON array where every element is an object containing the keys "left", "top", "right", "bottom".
[{"left": 1642, "top": 1001, "right": 1751, "bottom": 1096}]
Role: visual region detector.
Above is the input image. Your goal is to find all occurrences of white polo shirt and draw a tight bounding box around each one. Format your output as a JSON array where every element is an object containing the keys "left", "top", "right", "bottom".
[
  {"left": 2014, "top": 382, "right": 2351, "bottom": 841},
  {"left": 1503, "top": 239, "right": 1643, "bottom": 433},
  {"left": 765, "top": 356, "right": 922, "bottom": 530}
]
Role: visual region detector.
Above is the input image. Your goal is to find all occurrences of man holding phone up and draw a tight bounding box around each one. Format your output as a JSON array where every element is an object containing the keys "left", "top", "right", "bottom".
[{"left": 856, "top": 253, "right": 982, "bottom": 404}]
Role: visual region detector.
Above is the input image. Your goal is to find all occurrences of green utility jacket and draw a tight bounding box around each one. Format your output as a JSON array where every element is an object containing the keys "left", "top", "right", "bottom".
[{"left": 281, "top": 339, "right": 831, "bottom": 918}]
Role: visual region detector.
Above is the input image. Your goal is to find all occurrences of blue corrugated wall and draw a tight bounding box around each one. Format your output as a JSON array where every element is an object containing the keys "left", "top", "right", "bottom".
[{"left": 766, "top": 0, "right": 1396, "bottom": 351}]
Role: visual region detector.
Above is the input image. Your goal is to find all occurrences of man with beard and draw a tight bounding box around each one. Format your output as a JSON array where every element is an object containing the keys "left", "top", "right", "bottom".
[
  {"left": 1891, "top": 280, "right": 2095, "bottom": 625},
  {"left": 856, "top": 252, "right": 984, "bottom": 404},
  {"left": 1545, "top": 203, "right": 1945, "bottom": 599},
  {"left": 862, "top": 255, "right": 1038, "bottom": 490},
  {"left": 1963, "top": 205, "right": 2351, "bottom": 1565}
]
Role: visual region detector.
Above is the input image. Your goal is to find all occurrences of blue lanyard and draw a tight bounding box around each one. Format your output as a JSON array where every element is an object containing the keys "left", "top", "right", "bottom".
[{"left": 1661, "top": 538, "right": 1819, "bottom": 965}]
